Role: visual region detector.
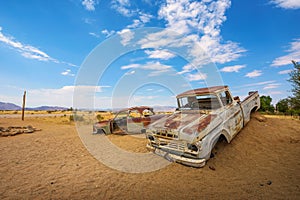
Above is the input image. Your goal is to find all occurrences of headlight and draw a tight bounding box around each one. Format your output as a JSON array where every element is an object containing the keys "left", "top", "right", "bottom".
[
  {"left": 187, "top": 143, "right": 198, "bottom": 152},
  {"left": 147, "top": 135, "right": 155, "bottom": 141}
]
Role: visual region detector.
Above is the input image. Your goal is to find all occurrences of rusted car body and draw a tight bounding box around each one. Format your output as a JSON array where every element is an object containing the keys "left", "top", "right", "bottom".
[
  {"left": 93, "top": 106, "right": 165, "bottom": 134},
  {"left": 146, "top": 86, "right": 260, "bottom": 167}
]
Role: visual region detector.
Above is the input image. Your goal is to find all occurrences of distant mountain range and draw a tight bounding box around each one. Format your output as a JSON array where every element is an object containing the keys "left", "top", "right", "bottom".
[
  {"left": 0, "top": 101, "right": 176, "bottom": 112},
  {"left": 0, "top": 101, "right": 68, "bottom": 111}
]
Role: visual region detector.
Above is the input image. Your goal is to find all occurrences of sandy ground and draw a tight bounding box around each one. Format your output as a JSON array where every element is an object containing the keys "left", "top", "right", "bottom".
[{"left": 0, "top": 114, "right": 299, "bottom": 199}]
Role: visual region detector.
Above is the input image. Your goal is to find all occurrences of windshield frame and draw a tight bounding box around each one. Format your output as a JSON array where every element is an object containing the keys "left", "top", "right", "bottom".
[{"left": 177, "top": 93, "right": 222, "bottom": 110}]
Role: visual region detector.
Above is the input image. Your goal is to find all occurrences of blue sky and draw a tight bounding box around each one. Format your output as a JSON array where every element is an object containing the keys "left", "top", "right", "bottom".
[{"left": 0, "top": 0, "right": 300, "bottom": 109}]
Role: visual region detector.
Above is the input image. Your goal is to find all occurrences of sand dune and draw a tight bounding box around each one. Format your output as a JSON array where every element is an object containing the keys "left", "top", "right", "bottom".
[{"left": 0, "top": 113, "right": 299, "bottom": 199}]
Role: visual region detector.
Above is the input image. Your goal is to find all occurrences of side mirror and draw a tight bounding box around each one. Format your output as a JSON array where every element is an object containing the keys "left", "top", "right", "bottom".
[{"left": 234, "top": 96, "right": 240, "bottom": 103}]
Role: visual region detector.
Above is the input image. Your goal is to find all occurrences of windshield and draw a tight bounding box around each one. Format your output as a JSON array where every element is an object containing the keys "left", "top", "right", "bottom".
[{"left": 177, "top": 94, "right": 221, "bottom": 110}]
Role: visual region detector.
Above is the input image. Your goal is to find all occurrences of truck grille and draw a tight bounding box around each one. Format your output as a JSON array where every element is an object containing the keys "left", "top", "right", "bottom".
[
  {"left": 168, "top": 141, "right": 186, "bottom": 151},
  {"left": 155, "top": 129, "right": 178, "bottom": 139},
  {"left": 154, "top": 138, "right": 186, "bottom": 152}
]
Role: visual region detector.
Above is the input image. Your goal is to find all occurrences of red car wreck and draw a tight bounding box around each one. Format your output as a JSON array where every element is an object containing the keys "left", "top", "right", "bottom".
[{"left": 93, "top": 106, "right": 165, "bottom": 134}]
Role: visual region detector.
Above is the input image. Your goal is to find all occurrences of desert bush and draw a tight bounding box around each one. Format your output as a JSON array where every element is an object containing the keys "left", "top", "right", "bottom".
[
  {"left": 69, "top": 115, "right": 74, "bottom": 122},
  {"left": 96, "top": 114, "right": 104, "bottom": 121},
  {"left": 69, "top": 114, "right": 84, "bottom": 122}
]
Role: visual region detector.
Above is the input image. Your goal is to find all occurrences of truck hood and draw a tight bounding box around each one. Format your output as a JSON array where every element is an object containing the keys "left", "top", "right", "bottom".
[{"left": 148, "top": 111, "right": 221, "bottom": 142}]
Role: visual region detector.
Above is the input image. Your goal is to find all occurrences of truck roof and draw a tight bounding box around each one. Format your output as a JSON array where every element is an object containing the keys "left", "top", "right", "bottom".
[{"left": 176, "top": 86, "right": 228, "bottom": 98}]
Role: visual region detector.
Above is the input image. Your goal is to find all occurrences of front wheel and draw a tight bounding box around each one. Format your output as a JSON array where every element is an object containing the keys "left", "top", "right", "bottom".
[{"left": 210, "top": 135, "right": 227, "bottom": 159}]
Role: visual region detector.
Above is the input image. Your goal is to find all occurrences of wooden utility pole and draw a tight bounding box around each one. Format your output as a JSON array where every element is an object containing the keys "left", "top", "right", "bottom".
[{"left": 22, "top": 91, "right": 26, "bottom": 121}]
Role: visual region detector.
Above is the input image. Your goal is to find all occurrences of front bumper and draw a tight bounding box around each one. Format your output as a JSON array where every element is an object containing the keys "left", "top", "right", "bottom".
[{"left": 147, "top": 144, "right": 206, "bottom": 168}]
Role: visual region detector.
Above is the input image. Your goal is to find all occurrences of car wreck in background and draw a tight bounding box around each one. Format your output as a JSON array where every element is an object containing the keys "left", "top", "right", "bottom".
[
  {"left": 93, "top": 106, "right": 165, "bottom": 134},
  {"left": 146, "top": 86, "right": 260, "bottom": 167}
]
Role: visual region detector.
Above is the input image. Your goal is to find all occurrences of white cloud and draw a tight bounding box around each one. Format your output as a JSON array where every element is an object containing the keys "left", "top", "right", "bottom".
[
  {"left": 89, "top": 32, "right": 100, "bottom": 38},
  {"left": 278, "top": 69, "right": 292, "bottom": 74},
  {"left": 139, "top": 12, "right": 153, "bottom": 23},
  {"left": 0, "top": 27, "right": 77, "bottom": 67},
  {"left": 220, "top": 65, "right": 246, "bottom": 72},
  {"left": 111, "top": 0, "right": 135, "bottom": 17},
  {"left": 101, "top": 29, "right": 116, "bottom": 38},
  {"left": 198, "top": 35, "right": 246, "bottom": 64},
  {"left": 121, "top": 63, "right": 140, "bottom": 70},
  {"left": 263, "top": 83, "right": 281, "bottom": 90},
  {"left": 61, "top": 69, "right": 75, "bottom": 77},
  {"left": 118, "top": 29, "right": 134, "bottom": 46},
  {"left": 263, "top": 91, "right": 284, "bottom": 96},
  {"left": 271, "top": 38, "right": 300, "bottom": 66},
  {"left": 27, "top": 85, "right": 109, "bottom": 107},
  {"left": 186, "top": 72, "right": 207, "bottom": 81},
  {"left": 128, "top": 95, "right": 176, "bottom": 107},
  {"left": 124, "top": 70, "right": 135, "bottom": 75},
  {"left": 82, "top": 0, "right": 97, "bottom": 11},
  {"left": 121, "top": 61, "right": 172, "bottom": 76},
  {"left": 0, "top": 29, "right": 51, "bottom": 61},
  {"left": 127, "top": 20, "right": 142, "bottom": 29},
  {"left": 268, "top": 91, "right": 283, "bottom": 95},
  {"left": 242, "top": 80, "right": 276, "bottom": 87},
  {"left": 177, "top": 64, "right": 195, "bottom": 74},
  {"left": 0, "top": 84, "right": 112, "bottom": 108},
  {"left": 138, "top": 29, "right": 184, "bottom": 49},
  {"left": 139, "top": 62, "right": 171, "bottom": 71},
  {"left": 176, "top": 63, "right": 207, "bottom": 81},
  {"left": 270, "top": 0, "right": 300, "bottom": 9},
  {"left": 83, "top": 18, "right": 95, "bottom": 24},
  {"left": 144, "top": 49, "right": 176, "bottom": 60},
  {"left": 245, "top": 70, "right": 262, "bottom": 78},
  {"left": 127, "top": 12, "right": 153, "bottom": 29},
  {"left": 138, "top": 0, "right": 245, "bottom": 65}
]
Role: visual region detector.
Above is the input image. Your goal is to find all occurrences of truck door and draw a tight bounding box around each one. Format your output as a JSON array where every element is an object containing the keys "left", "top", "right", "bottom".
[
  {"left": 127, "top": 109, "right": 144, "bottom": 133},
  {"left": 219, "top": 91, "right": 243, "bottom": 139}
]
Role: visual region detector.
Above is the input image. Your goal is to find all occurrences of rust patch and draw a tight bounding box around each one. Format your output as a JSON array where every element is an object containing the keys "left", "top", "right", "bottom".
[
  {"left": 182, "top": 115, "right": 217, "bottom": 134},
  {"left": 95, "top": 120, "right": 110, "bottom": 127},
  {"left": 158, "top": 113, "right": 207, "bottom": 130},
  {"left": 197, "top": 115, "right": 217, "bottom": 132}
]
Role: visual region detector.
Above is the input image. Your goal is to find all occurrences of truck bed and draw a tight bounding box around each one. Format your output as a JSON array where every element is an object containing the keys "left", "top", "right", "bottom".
[{"left": 240, "top": 91, "right": 260, "bottom": 125}]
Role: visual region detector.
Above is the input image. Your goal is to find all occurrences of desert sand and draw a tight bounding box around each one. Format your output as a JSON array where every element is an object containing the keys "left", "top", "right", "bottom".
[{"left": 0, "top": 113, "right": 299, "bottom": 199}]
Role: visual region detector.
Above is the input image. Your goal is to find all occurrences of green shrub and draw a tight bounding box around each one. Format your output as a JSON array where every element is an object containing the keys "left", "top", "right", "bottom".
[
  {"left": 69, "top": 114, "right": 84, "bottom": 122},
  {"left": 96, "top": 114, "right": 104, "bottom": 122}
]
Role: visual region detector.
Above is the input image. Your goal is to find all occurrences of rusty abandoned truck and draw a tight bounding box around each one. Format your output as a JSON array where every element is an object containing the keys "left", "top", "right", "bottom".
[{"left": 146, "top": 86, "right": 260, "bottom": 167}]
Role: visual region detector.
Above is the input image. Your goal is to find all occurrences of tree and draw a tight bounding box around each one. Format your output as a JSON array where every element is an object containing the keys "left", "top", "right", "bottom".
[
  {"left": 276, "top": 98, "right": 289, "bottom": 113},
  {"left": 289, "top": 60, "right": 300, "bottom": 110},
  {"left": 259, "top": 95, "right": 275, "bottom": 113}
]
